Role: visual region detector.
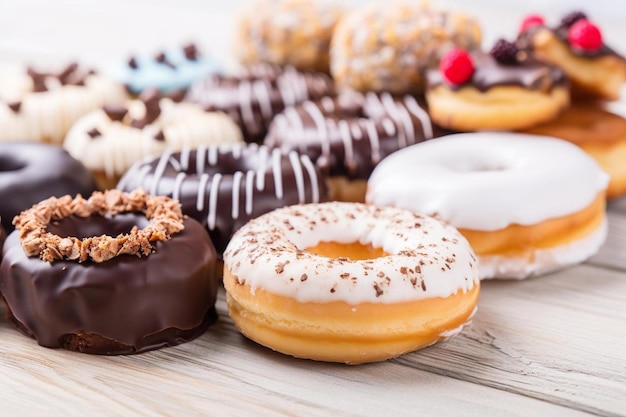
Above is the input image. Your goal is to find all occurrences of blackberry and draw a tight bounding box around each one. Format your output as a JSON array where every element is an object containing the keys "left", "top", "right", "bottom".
[
  {"left": 490, "top": 39, "right": 518, "bottom": 65},
  {"left": 561, "top": 11, "right": 587, "bottom": 27}
]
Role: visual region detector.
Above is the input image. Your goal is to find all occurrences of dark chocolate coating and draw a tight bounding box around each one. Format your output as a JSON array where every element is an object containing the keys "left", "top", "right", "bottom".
[
  {"left": 185, "top": 65, "right": 335, "bottom": 143},
  {"left": 0, "top": 215, "right": 218, "bottom": 355},
  {"left": 427, "top": 53, "right": 567, "bottom": 92},
  {"left": 0, "top": 142, "right": 97, "bottom": 232},
  {"left": 264, "top": 93, "right": 451, "bottom": 180},
  {"left": 116, "top": 145, "right": 328, "bottom": 256}
]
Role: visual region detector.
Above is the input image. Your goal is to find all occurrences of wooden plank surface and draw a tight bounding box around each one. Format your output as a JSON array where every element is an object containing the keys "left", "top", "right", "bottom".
[{"left": 2, "top": 1, "right": 626, "bottom": 416}]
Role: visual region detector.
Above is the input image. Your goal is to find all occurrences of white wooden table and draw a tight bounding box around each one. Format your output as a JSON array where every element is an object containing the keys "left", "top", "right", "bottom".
[{"left": 1, "top": 1, "right": 625, "bottom": 416}]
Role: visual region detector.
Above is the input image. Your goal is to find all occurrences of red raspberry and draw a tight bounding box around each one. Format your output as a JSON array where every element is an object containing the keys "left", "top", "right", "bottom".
[
  {"left": 439, "top": 49, "right": 474, "bottom": 86},
  {"left": 519, "top": 14, "right": 545, "bottom": 33},
  {"left": 568, "top": 19, "right": 603, "bottom": 51}
]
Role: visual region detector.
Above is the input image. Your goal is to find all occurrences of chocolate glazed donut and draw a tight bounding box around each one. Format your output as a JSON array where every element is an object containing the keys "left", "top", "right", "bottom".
[
  {"left": 0, "top": 142, "right": 97, "bottom": 232},
  {"left": 264, "top": 92, "right": 450, "bottom": 201},
  {"left": 1, "top": 191, "right": 218, "bottom": 355},
  {"left": 186, "top": 65, "right": 335, "bottom": 143},
  {"left": 117, "top": 144, "right": 328, "bottom": 256}
]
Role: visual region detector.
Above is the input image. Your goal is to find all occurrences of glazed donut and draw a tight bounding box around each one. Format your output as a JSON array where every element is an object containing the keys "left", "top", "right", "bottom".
[
  {"left": 517, "top": 11, "right": 626, "bottom": 101},
  {"left": 523, "top": 104, "right": 626, "bottom": 199},
  {"left": 223, "top": 202, "right": 480, "bottom": 364},
  {"left": 331, "top": 1, "right": 482, "bottom": 94},
  {"left": 426, "top": 42, "right": 569, "bottom": 131},
  {"left": 63, "top": 89, "right": 243, "bottom": 189},
  {"left": 235, "top": 0, "right": 343, "bottom": 73},
  {"left": 186, "top": 64, "right": 335, "bottom": 143},
  {"left": 1, "top": 189, "right": 217, "bottom": 355},
  {"left": 106, "top": 43, "right": 219, "bottom": 95},
  {"left": 367, "top": 133, "right": 609, "bottom": 280},
  {"left": 0, "top": 142, "right": 97, "bottom": 232},
  {"left": 0, "top": 63, "right": 127, "bottom": 144},
  {"left": 117, "top": 143, "right": 328, "bottom": 257},
  {"left": 265, "top": 92, "right": 448, "bottom": 202}
]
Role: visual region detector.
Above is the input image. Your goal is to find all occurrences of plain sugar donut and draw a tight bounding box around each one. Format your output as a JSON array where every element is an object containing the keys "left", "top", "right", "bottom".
[
  {"left": 367, "top": 132, "right": 609, "bottom": 279},
  {"left": 223, "top": 202, "right": 480, "bottom": 364}
]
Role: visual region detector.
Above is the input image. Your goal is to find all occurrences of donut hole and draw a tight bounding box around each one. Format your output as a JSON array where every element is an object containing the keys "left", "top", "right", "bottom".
[
  {"left": 306, "top": 241, "right": 387, "bottom": 261},
  {"left": 0, "top": 155, "right": 26, "bottom": 172},
  {"left": 47, "top": 213, "right": 150, "bottom": 239}
]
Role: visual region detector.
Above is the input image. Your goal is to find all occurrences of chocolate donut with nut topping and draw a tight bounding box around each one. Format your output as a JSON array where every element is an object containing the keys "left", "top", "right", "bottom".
[{"left": 1, "top": 189, "right": 218, "bottom": 355}]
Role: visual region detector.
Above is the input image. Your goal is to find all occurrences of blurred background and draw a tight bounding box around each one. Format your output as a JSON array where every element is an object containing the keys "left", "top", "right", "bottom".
[{"left": 1, "top": 0, "right": 625, "bottom": 72}]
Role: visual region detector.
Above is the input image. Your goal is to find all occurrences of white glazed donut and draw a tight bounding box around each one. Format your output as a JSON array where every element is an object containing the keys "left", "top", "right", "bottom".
[
  {"left": 223, "top": 202, "right": 480, "bottom": 364},
  {"left": 367, "top": 132, "right": 610, "bottom": 279},
  {"left": 63, "top": 94, "right": 243, "bottom": 189},
  {"left": 0, "top": 65, "right": 127, "bottom": 145}
]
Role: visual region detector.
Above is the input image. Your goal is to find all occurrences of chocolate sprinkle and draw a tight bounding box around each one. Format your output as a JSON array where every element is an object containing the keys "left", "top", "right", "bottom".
[
  {"left": 154, "top": 130, "right": 165, "bottom": 141},
  {"left": 128, "top": 56, "right": 138, "bottom": 69},
  {"left": 7, "top": 101, "right": 22, "bottom": 113},
  {"left": 155, "top": 52, "right": 176, "bottom": 69},
  {"left": 87, "top": 127, "right": 101, "bottom": 139},
  {"left": 102, "top": 104, "right": 128, "bottom": 122},
  {"left": 183, "top": 43, "right": 199, "bottom": 60},
  {"left": 58, "top": 62, "right": 79, "bottom": 84},
  {"left": 27, "top": 68, "right": 48, "bottom": 93}
]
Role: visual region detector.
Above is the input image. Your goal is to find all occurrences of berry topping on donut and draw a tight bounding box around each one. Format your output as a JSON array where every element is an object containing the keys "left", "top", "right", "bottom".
[
  {"left": 490, "top": 39, "right": 519, "bottom": 64},
  {"left": 519, "top": 14, "right": 545, "bottom": 33},
  {"left": 439, "top": 48, "right": 474, "bottom": 85},
  {"left": 568, "top": 19, "right": 603, "bottom": 52},
  {"left": 561, "top": 11, "right": 588, "bottom": 27}
]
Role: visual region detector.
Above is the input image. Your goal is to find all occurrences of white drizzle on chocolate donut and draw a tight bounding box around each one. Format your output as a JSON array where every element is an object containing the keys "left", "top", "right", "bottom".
[
  {"left": 265, "top": 92, "right": 441, "bottom": 178},
  {"left": 117, "top": 143, "right": 327, "bottom": 254}
]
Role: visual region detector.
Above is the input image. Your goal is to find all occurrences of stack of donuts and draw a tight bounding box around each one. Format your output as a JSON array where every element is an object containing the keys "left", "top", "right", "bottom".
[{"left": 0, "top": 0, "right": 624, "bottom": 364}]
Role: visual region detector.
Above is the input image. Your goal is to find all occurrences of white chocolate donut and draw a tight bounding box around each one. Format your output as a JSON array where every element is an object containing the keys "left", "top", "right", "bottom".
[
  {"left": 367, "top": 132, "right": 610, "bottom": 279},
  {"left": 0, "top": 67, "right": 127, "bottom": 145},
  {"left": 223, "top": 202, "right": 480, "bottom": 364},
  {"left": 63, "top": 97, "right": 243, "bottom": 189}
]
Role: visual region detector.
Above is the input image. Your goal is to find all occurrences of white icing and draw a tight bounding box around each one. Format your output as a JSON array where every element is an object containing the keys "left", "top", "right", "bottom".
[
  {"left": 479, "top": 218, "right": 608, "bottom": 280},
  {"left": 63, "top": 99, "right": 244, "bottom": 179},
  {"left": 0, "top": 74, "right": 126, "bottom": 145},
  {"left": 224, "top": 203, "right": 480, "bottom": 304},
  {"left": 367, "top": 133, "right": 610, "bottom": 230}
]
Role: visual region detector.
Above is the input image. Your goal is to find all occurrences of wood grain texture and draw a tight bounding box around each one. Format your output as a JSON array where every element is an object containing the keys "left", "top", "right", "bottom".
[{"left": 0, "top": 293, "right": 601, "bottom": 417}]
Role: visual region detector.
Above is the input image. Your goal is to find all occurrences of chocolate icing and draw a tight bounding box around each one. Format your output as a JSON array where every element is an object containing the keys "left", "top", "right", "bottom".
[
  {"left": 427, "top": 53, "right": 567, "bottom": 93},
  {"left": 0, "top": 142, "right": 97, "bottom": 232},
  {"left": 185, "top": 65, "right": 335, "bottom": 143},
  {"left": 264, "top": 92, "right": 450, "bottom": 180},
  {"left": 517, "top": 23, "right": 622, "bottom": 60},
  {"left": 116, "top": 145, "right": 328, "bottom": 255},
  {"left": 0, "top": 216, "right": 217, "bottom": 355}
]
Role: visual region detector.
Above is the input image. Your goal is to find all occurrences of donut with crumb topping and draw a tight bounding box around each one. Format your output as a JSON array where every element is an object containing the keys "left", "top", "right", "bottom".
[
  {"left": 1, "top": 189, "right": 218, "bottom": 355},
  {"left": 223, "top": 202, "right": 480, "bottom": 364}
]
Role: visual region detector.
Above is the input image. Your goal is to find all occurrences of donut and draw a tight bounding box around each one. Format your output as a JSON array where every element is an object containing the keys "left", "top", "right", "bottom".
[
  {"left": 63, "top": 88, "right": 243, "bottom": 189},
  {"left": 106, "top": 43, "right": 219, "bottom": 95},
  {"left": 223, "top": 202, "right": 480, "bottom": 364},
  {"left": 265, "top": 92, "right": 448, "bottom": 202},
  {"left": 366, "top": 132, "right": 609, "bottom": 280},
  {"left": 117, "top": 143, "right": 328, "bottom": 258},
  {"left": 330, "top": 2, "right": 482, "bottom": 94},
  {"left": 1, "top": 189, "right": 217, "bottom": 355},
  {"left": 186, "top": 64, "right": 335, "bottom": 143},
  {"left": 425, "top": 41, "right": 570, "bottom": 131},
  {"left": 0, "top": 63, "right": 127, "bottom": 145},
  {"left": 234, "top": 0, "right": 343, "bottom": 73},
  {"left": 523, "top": 103, "right": 626, "bottom": 199},
  {"left": 517, "top": 11, "right": 626, "bottom": 101},
  {"left": 0, "top": 142, "right": 97, "bottom": 233}
]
